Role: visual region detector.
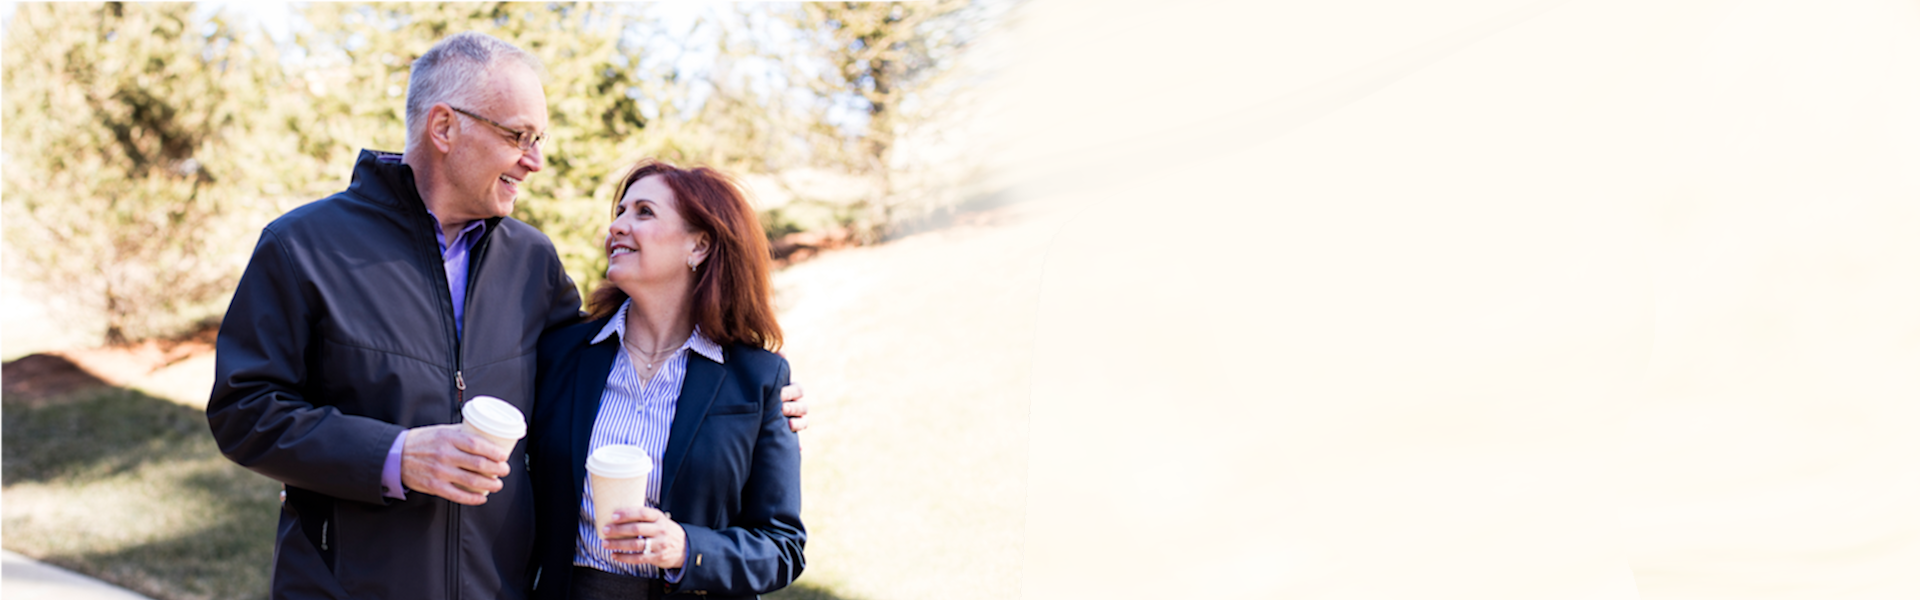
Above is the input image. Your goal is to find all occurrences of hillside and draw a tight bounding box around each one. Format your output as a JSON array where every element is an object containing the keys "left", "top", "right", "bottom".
[{"left": 0, "top": 198, "right": 1067, "bottom": 600}]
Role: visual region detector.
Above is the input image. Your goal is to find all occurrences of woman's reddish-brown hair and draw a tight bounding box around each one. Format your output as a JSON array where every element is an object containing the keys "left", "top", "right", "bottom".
[{"left": 587, "top": 160, "right": 781, "bottom": 352}]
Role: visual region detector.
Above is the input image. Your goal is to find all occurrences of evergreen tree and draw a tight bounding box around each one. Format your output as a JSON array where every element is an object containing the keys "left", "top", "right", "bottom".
[{"left": 3, "top": 2, "right": 320, "bottom": 343}]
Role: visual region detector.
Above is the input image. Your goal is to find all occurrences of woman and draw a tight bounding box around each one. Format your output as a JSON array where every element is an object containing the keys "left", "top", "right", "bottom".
[{"left": 529, "top": 160, "right": 802, "bottom": 600}]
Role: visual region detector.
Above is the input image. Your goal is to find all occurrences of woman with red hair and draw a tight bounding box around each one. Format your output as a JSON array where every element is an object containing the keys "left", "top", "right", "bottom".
[{"left": 527, "top": 160, "right": 803, "bottom": 599}]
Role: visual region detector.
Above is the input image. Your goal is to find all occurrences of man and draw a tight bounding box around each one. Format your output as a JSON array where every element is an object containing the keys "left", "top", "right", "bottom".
[{"left": 208, "top": 32, "right": 805, "bottom": 599}]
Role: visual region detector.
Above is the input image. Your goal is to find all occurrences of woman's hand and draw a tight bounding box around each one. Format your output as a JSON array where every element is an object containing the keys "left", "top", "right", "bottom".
[{"left": 602, "top": 507, "right": 687, "bottom": 569}]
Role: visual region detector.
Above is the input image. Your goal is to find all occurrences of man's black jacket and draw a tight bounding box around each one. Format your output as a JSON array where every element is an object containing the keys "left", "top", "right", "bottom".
[{"left": 208, "top": 149, "right": 583, "bottom": 600}]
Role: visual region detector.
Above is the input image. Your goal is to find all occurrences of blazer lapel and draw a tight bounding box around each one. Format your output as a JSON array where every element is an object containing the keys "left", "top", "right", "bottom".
[
  {"left": 570, "top": 336, "right": 620, "bottom": 498},
  {"left": 660, "top": 351, "right": 726, "bottom": 502}
]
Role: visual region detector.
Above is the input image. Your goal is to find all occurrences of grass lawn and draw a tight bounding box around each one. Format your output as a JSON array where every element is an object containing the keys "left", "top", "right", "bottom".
[
  {"left": 2, "top": 381, "right": 865, "bottom": 600},
  {"left": 2, "top": 385, "right": 279, "bottom": 600}
]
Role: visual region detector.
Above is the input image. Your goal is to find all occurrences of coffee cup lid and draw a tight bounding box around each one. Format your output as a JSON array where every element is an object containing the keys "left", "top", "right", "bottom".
[
  {"left": 586, "top": 444, "right": 653, "bottom": 479},
  {"left": 463, "top": 396, "right": 526, "bottom": 440}
]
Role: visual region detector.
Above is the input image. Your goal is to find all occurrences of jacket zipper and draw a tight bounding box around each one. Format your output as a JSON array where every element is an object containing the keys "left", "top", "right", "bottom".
[
  {"left": 449, "top": 274, "right": 464, "bottom": 600},
  {"left": 448, "top": 217, "right": 500, "bottom": 600},
  {"left": 438, "top": 216, "right": 499, "bottom": 600},
  {"left": 423, "top": 211, "right": 467, "bottom": 600}
]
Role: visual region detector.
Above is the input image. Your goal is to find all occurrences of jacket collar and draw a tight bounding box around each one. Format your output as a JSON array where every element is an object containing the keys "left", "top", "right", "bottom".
[
  {"left": 660, "top": 349, "right": 725, "bottom": 502},
  {"left": 569, "top": 325, "right": 621, "bottom": 498},
  {"left": 347, "top": 149, "right": 506, "bottom": 232},
  {"left": 347, "top": 149, "right": 426, "bottom": 213}
]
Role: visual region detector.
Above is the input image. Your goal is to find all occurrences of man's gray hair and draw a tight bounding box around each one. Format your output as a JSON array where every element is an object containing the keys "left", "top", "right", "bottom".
[{"left": 404, "top": 32, "right": 545, "bottom": 152}]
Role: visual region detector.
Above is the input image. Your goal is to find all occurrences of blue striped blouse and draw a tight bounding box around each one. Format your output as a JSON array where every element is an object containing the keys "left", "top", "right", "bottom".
[{"left": 572, "top": 299, "right": 724, "bottom": 579}]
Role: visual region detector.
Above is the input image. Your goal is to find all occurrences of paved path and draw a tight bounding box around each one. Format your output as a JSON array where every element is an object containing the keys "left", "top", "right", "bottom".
[{"left": 3, "top": 551, "right": 152, "bottom": 600}]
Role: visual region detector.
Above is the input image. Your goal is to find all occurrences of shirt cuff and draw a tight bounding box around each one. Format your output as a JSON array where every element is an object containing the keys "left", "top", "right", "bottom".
[
  {"left": 381, "top": 429, "right": 408, "bottom": 500},
  {"left": 663, "top": 567, "right": 683, "bottom": 583}
]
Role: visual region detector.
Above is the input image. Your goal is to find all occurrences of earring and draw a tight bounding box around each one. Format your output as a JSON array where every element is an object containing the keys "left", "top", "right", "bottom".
[{"left": 687, "top": 257, "right": 699, "bottom": 272}]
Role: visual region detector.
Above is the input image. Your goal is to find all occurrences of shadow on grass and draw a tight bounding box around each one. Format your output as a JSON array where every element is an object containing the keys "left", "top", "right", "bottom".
[
  {"left": 5, "top": 382, "right": 282, "bottom": 600},
  {"left": 766, "top": 580, "right": 870, "bottom": 600},
  {"left": 2, "top": 383, "right": 213, "bottom": 486},
  {"left": 4, "top": 383, "right": 865, "bottom": 600},
  {"left": 34, "top": 492, "right": 278, "bottom": 600}
]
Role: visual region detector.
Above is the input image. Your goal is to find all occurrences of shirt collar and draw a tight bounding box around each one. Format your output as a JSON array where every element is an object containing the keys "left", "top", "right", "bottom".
[
  {"left": 423, "top": 208, "right": 487, "bottom": 250},
  {"left": 591, "top": 298, "right": 725, "bottom": 364}
]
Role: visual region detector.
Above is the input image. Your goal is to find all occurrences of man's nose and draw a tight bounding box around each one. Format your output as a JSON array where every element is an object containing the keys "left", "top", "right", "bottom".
[{"left": 520, "top": 146, "right": 543, "bottom": 172}]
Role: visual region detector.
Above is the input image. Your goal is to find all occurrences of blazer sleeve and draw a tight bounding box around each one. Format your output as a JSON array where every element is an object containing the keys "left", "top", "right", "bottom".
[
  {"left": 671, "top": 358, "right": 806, "bottom": 595},
  {"left": 205, "top": 228, "right": 404, "bottom": 505}
]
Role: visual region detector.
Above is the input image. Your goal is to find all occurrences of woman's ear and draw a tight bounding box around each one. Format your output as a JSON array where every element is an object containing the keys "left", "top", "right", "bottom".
[{"left": 686, "top": 232, "right": 713, "bottom": 270}]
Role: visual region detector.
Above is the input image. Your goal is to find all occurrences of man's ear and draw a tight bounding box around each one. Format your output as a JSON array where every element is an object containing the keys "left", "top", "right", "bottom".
[{"left": 428, "top": 104, "right": 457, "bottom": 153}]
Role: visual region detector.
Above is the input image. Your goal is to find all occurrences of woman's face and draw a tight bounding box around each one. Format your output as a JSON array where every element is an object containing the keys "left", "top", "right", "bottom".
[{"left": 605, "top": 174, "right": 708, "bottom": 295}]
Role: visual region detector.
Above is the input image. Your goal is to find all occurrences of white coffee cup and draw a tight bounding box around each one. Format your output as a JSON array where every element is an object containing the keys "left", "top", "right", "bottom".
[
  {"left": 587, "top": 444, "right": 653, "bottom": 533},
  {"left": 460, "top": 395, "right": 526, "bottom": 455}
]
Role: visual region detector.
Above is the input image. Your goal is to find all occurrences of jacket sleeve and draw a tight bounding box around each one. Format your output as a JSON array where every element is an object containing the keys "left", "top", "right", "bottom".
[
  {"left": 671, "top": 358, "right": 806, "bottom": 595},
  {"left": 541, "top": 242, "right": 585, "bottom": 334},
  {"left": 205, "top": 228, "right": 404, "bottom": 505}
]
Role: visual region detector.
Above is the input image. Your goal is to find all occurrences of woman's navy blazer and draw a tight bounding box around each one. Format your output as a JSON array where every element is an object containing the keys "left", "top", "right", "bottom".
[{"left": 528, "top": 316, "right": 804, "bottom": 599}]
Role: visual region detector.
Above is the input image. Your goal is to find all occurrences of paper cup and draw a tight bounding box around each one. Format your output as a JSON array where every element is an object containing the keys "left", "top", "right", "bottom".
[
  {"left": 460, "top": 395, "right": 526, "bottom": 455},
  {"left": 587, "top": 444, "right": 653, "bottom": 532}
]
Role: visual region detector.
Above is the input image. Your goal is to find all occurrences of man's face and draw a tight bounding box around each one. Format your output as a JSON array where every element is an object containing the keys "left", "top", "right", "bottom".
[{"left": 442, "top": 61, "right": 548, "bottom": 222}]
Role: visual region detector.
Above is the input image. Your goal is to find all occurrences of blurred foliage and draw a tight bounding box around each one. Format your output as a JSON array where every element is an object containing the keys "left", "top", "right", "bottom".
[
  {"left": 293, "top": 2, "right": 650, "bottom": 303},
  {"left": 2, "top": 1, "right": 1008, "bottom": 345},
  {"left": 798, "top": 1, "right": 1001, "bottom": 241},
  {"left": 3, "top": 3, "right": 329, "bottom": 344}
]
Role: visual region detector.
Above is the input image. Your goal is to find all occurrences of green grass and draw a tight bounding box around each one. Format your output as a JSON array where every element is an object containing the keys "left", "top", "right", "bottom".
[
  {"left": 2, "top": 384, "right": 864, "bottom": 600},
  {"left": 2, "top": 386, "right": 281, "bottom": 600}
]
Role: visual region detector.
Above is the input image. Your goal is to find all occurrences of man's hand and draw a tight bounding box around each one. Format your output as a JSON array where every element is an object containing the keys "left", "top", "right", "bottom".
[
  {"left": 780, "top": 383, "right": 808, "bottom": 433},
  {"left": 401, "top": 424, "right": 509, "bottom": 505}
]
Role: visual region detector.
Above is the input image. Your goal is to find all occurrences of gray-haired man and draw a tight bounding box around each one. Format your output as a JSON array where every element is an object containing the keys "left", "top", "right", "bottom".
[{"left": 208, "top": 32, "right": 804, "bottom": 599}]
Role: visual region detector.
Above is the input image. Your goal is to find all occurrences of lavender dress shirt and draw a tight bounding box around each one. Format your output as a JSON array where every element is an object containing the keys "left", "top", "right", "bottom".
[{"left": 380, "top": 212, "right": 488, "bottom": 500}]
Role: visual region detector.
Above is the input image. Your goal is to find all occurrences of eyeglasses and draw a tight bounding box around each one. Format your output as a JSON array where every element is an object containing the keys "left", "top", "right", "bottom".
[{"left": 447, "top": 105, "right": 545, "bottom": 153}]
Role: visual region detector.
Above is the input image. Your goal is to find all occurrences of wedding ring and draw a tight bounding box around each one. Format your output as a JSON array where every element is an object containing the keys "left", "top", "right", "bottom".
[{"left": 642, "top": 537, "right": 652, "bottom": 554}]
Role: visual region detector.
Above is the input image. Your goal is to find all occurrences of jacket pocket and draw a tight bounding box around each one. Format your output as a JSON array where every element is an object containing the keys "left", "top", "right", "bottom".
[
  {"left": 708, "top": 402, "right": 759, "bottom": 416},
  {"left": 286, "top": 486, "right": 337, "bottom": 572}
]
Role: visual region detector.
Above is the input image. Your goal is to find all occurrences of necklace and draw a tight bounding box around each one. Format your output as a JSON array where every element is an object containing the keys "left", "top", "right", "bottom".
[{"left": 623, "top": 336, "right": 679, "bottom": 371}]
